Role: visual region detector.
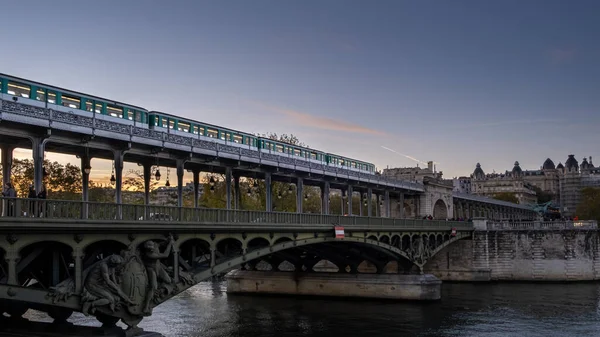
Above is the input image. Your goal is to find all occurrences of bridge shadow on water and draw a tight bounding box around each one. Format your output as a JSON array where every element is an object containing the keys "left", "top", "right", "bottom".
[{"left": 18, "top": 280, "right": 600, "bottom": 337}]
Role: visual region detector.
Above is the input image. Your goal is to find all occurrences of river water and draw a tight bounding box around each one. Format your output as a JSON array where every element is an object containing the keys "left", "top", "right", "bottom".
[{"left": 25, "top": 281, "right": 600, "bottom": 337}]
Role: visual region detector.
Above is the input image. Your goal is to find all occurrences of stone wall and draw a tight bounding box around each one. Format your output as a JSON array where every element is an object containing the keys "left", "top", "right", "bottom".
[{"left": 425, "top": 230, "right": 600, "bottom": 281}]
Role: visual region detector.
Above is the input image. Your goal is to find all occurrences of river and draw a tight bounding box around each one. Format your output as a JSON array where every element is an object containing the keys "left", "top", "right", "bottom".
[{"left": 24, "top": 281, "right": 600, "bottom": 337}]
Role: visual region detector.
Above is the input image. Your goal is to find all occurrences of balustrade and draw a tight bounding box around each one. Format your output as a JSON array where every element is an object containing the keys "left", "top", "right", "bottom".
[{"left": 0, "top": 197, "right": 472, "bottom": 230}]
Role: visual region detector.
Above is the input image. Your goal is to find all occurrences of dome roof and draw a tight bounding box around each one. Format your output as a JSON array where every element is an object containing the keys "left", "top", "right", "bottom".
[
  {"left": 556, "top": 162, "right": 564, "bottom": 169},
  {"left": 565, "top": 155, "right": 579, "bottom": 171},
  {"left": 542, "top": 158, "right": 555, "bottom": 170},
  {"left": 581, "top": 157, "right": 589, "bottom": 169},
  {"left": 473, "top": 163, "right": 485, "bottom": 179},
  {"left": 512, "top": 161, "right": 523, "bottom": 176}
]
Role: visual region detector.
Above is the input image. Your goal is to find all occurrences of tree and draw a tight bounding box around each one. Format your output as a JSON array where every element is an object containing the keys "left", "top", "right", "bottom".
[
  {"left": 576, "top": 187, "right": 600, "bottom": 221},
  {"left": 258, "top": 133, "right": 309, "bottom": 148},
  {"left": 530, "top": 185, "right": 554, "bottom": 204},
  {"left": 493, "top": 192, "right": 519, "bottom": 204}
]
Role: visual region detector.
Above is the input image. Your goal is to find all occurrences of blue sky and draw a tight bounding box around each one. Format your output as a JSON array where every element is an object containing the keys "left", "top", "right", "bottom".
[{"left": 2, "top": 0, "right": 599, "bottom": 179}]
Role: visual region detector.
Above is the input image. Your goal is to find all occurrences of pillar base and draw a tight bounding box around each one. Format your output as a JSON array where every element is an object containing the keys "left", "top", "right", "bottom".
[{"left": 226, "top": 270, "right": 441, "bottom": 300}]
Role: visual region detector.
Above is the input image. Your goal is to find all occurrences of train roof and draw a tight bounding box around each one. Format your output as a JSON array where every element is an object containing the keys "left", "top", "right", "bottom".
[{"left": 0, "top": 73, "right": 147, "bottom": 111}]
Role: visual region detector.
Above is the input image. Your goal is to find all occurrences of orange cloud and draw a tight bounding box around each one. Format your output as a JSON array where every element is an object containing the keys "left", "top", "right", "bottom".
[{"left": 251, "top": 101, "right": 387, "bottom": 136}]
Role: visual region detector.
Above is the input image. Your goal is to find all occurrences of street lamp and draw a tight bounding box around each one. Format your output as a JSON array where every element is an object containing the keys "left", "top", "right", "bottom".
[
  {"left": 209, "top": 176, "right": 216, "bottom": 186},
  {"left": 155, "top": 168, "right": 161, "bottom": 181},
  {"left": 110, "top": 174, "right": 116, "bottom": 185},
  {"left": 83, "top": 164, "right": 91, "bottom": 175}
]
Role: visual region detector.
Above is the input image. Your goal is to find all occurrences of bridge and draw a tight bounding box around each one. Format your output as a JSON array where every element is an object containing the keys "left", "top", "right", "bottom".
[
  {"left": 0, "top": 88, "right": 537, "bottom": 335},
  {"left": 0, "top": 198, "right": 471, "bottom": 330}
]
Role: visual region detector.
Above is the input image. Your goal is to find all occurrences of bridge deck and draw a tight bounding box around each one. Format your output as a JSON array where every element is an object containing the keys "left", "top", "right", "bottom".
[{"left": 0, "top": 197, "right": 472, "bottom": 231}]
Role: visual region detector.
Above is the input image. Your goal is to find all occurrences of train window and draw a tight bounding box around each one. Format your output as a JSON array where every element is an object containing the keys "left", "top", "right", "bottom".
[
  {"left": 275, "top": 144, "right": 284, "bottom": 153},
  {"left": 160, "top": 117, "right": 168, "bottom": 127},
  {"left": 85, "top": 100, "right": 93, "bottom": 112},
  {"left": 126, "top": 109, "right": 135, "bottom": 121},
  {"left": 178, "top": 121, "right": 190, "bottom": 132},
  {"left": 207, "top": 128, "right": 218, "bottom": 138},
  {"left": 340, "top": 159, "right": 345, "bottom": 166},
  {"left": 310, "top": 152, "right": 317, "bottom": 160},
  {"left": 134, "top": 111, "right": 143, "bottom": 122},
  {"left": 47, "top": 91, "right": 57, "bottom": 104},
  {"left": 233, "top": 134, "right": 242, "bottom": 143},
  {"left": 294, "top": 149, "right": 301, "bottom": 156},
  {"left": 244, "top": 136, "right": 252, "bottom": 145},
  {"left": 62, "top": 94, "right": 80, "bottom": 109},
  {"left": 107, "top": 105, "right": 123, "bottom": 118},
  {"left": 224, "top": 132, "right": 232, "bottom": 141},
  {"left": 35, "top": 88, "right": 46, "bottom": 101},
  {"left": 7, "top": 81, "right": 30, "bottom": 98},
  {"left": 168, "top": 119, "right": 175, "bottom": 129},
  {"left": 95, "top": 102, "right": 103, "bottom": 114},
  {"left": 192, "top": 125, "right": 199, "bottom": 134}
]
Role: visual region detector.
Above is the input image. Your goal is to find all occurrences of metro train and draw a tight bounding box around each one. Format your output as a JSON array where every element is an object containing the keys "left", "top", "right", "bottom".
[{"left": 0, "top": 73, "right": 376, "bottom": 173}]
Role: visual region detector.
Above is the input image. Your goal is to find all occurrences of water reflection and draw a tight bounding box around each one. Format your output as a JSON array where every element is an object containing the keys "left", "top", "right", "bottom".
[{"left": 22, "top": 281, "right": 600, "bottom": 337}]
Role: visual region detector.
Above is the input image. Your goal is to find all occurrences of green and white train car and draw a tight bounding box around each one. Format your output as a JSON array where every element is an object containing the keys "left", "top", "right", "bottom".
[
  {"left": 0, "top": 73, "right": 376, "bottom": 174},
  {"left": 0, "top": 73, "right": 149, "bottom": 129}
]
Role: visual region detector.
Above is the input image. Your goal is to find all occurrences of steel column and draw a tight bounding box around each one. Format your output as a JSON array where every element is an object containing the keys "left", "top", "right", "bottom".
[
  {"left": 193, "top": 170, "right": 200, "bottom": 208},
  {"left": 1, "top": 144, "right": 14, "bottom": 188},
  {"left": 347, "top": 185, "right": 353, "bottom": 216},
  {"left": 321, "top": 181, "right": 330, "bottom": 215},
  {"left": 234, "top": 175, "right": 240, "bottom": 210},
  {"left": 265, "top": 172, "right": 272, "bottom": 212},
  {"left": 31, "top": 137, "right": 45, "bottom": 193},
  {"left": 176, "top": 159, "right": 185, "bottom": 207},
  {"left": 367, "top": 188, "right": 372, "bottom": 217},
  {"left": 225, "top": 167, "right": 232, "bottom": 210},
  {"left": 113, "top": 150, "right": 124, "bottom": 204},
  {"left": 296, "top": 177, "right": 303, "bottom": 213},
  {"left": 398, "top": 193, "right": 404, "bottom": 218},
  {"left": 143, "top": 163, "right": 151, "bottom": 205},
  {"left": 384, "top": 190, "right": 390, "bottom": 217}
]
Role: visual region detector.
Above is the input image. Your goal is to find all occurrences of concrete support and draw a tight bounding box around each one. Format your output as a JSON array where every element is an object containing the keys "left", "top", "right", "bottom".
[
  {"left": 367, "top": 188, "right": 373, "bottom": 217},
  {"left": 143, "top": 163, "right": 151, "bottom": 205},
  {"left": 73, "top": 248, "right": 84, "bottom": 293},
  {"left": 31, "top": 137, "right": 45, "bottom": 193},
  {"left": 193, "top": 170, "right": 200, "bottom": 208},
  {"left": 321, "top": 181, "right": 330, "bottom": 215},
  {"left": 176, "top": 159, "right": 185, "bottom": 207},
  {"left": 347, "top": 185, "right": 353, "bottom": 216},
  {"left": 399, "top": 193, "right": 405, "bottom": 218},
  {"left": 265, "top": 173, "right": 272, "bottom": 212},
  {"left": 1, "top": 144, "right": 14, "bottom": 188},
  {"left": 234, "top": 175, "right": 240, "bottom": 210},
  {"left": 384, "top": 190, "right": 390, "bottom": 217},
  {"left": 81, "top": 154, "right": 91, "bottom": 218},
  {"left": 225, "top": 167, "right": 232, "bottom": 210},
  {"left": 296, "top": 178, "right": 303, "bottom": 213},
  {"left": 5, "top": 251, "right": 19, "bottom": 285},
  {"left": 113, "top": 150, "right": 124, "bottom": 204}
]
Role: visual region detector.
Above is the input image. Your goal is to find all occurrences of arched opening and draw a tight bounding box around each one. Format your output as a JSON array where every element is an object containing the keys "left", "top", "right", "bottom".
[
  {"left": 247, "top": 237, "right": 270, "bottom": 253},
  {"left": 401, "top": 235, "right": 411, "bottom": 251},
  {"left": 83, "top": 240, "right": 128, "bottom": 270},
  {"left": 216, "top": 238, "right": 243, "bottom": 265},
  {"left": 433, "top": 199, "right": 447, "bottom": 219},
  {"left": 15, "top": 241, "right": 73, "bottom": 289},
  {"left": 274, "top": 237, "right": 292, "bottom": 245},
  {"left": 367, "top": 235, "right": 378, "bottom": 241},
  {"left": 429, "top": 234, "right": 436, "bottom": 250},
  {"left": 436, "top": 234, "right": 443, "bottom": 247},
  {"left": 254, "top": 260, "right": 273, "bottom": 271},
  {"left": 390, "top": 235, "right": 401, "bottom": 248},
  {"left": 179, "top": 238, "right": 211, "bottom": 272},
  {"left": 383, "top": 261, "right": 398, "bottom": 273},
  {"left": 379, "top": 235, "right": 390, "bottom": 245},
  {"left": 312, "top": 259, "right": 339, "bottom": 272},
  {"left": 277, "top": 260, "right": 295, "bottom": 271},
  {"left": 357, "top": 260, "right": 377, "bottom": 273}
]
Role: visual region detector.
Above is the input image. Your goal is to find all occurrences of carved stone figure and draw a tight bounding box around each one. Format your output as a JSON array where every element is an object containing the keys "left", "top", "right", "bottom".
[
  {"left": 81, "top": 254, "right": 135, "bottom": 316},
  {"left": 141, "top": 235, "right": 175, "bottom": 315},
  {"left": 411, "top": 237, "right": 432, "bottom": 265}
]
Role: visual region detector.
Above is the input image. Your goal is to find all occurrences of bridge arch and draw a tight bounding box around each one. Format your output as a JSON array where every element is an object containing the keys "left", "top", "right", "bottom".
[
  {"left": 178, "top": 238, "right": 211, "bottom": 271},
  {"left": 82, "top": 240, "right": 129, "bottom": 269},
  {"left": 246, "top": 237, "right": 270, "bottom": 253},
  {"left": 433, "top": 199, "right": 447, "bottom": 219},
  {"left": 16, "top": 241, "right": 74, "bottom": 289}
]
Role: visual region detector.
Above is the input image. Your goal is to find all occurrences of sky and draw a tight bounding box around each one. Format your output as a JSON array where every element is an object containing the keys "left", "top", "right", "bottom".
[{"left": 2, "top": 0, "right": 599, "bottom": 179}]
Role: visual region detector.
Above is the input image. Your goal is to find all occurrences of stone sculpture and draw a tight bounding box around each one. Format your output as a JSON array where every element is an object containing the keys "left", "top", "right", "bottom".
[{"left": 48, "top": 235, "right": 194, "bottom": 328}]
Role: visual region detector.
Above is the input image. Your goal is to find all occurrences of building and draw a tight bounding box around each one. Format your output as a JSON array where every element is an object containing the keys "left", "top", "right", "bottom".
[
  {"left": 383, "top": 161, "right": 443, "bottom": 183},
  {"left": 463, "top": 161, "right": 538, "bottom": 205},
  {"left": 457, "top": 155, "right": 600, "bottom": 217}
]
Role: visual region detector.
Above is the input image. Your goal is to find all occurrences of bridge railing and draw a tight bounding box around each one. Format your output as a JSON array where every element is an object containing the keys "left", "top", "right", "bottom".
[
  {"left": 0, "top": 197, "right": 473, "bottom": 229},
  {"left": 486, "top": 220, "right": 598, "bottom": 230}
]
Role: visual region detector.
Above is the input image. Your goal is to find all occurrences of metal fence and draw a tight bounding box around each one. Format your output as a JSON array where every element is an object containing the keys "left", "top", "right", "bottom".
[
  {"left": 0, "top": 197, "right": 473, "bottom": 230},
  {"left": 487, "top": 220, "right": 598, "bottom": 230}
]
